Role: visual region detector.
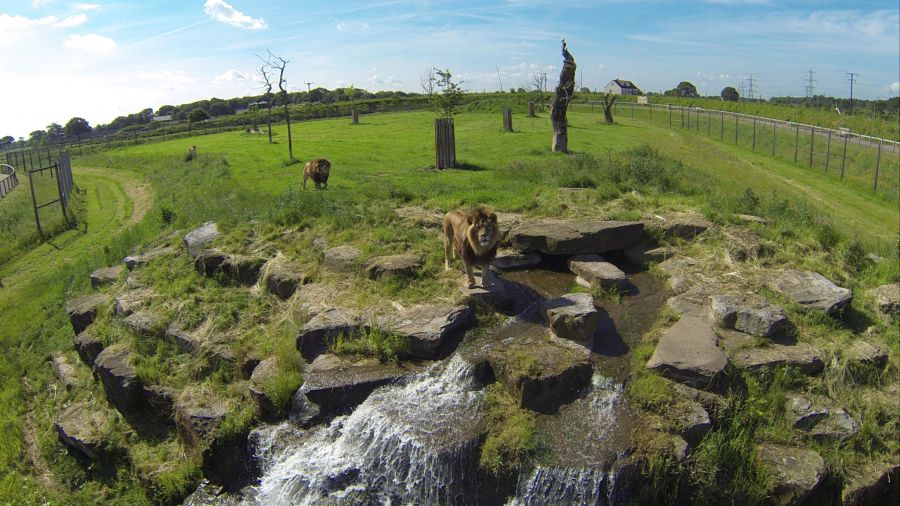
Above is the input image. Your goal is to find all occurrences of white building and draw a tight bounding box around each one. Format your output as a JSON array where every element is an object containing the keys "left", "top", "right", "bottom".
[{"left": 602, "top": 79, "right": 643, "bottom": 96}]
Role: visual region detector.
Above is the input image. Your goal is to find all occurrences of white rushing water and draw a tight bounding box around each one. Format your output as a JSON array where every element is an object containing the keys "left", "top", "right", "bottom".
[
  {"left": 248, "top": 355, "right": 485, "bottom": 506},
  {"left": 509, "top": 375, "right": 627, "bottom": 506}
]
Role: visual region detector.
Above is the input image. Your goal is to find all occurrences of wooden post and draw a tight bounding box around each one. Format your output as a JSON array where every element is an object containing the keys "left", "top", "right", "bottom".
[
  {"left": 752, "top": 117, "right": 757, "bottom": 150},
  {"left": 631, "top": 102, "right": 634, "bottom": 119},
  {"left": 686, "top": 108, "right": 690, "bottom": 129},
  {"left": 794, "top": 125, "right": 799, "bottom": 162},
  {"left": 734, "top": 115, "right": 738, "bottom": 144},
  {"left": 352, "top": 110, "right": 359, "bottom": 124},
  {"left": 54, "top": 161, "right": 69, "bottom": 226},
  {"left": 528, "top": 101, "right": 536, "bottom": 117},
  {"left": 873, "top": 139, "right": 882, "bottom": 192},
  {"left": 808, "top": 127, "right": 815, "bottom": 168},
  {"left": 840, "top": 135, "right": 848, "bottom": 180},
  {"left": 434, "top": 117, "right": 456, "bottom": 170},
  {"left": 720, "top": 112, "right": 724, "bottom": 139},
  {"left": 772, "top": 121, "right": 776, "bottom": 156},
  {"left": 28, "top": 169, "right": 43, "bottom": 239},
  {"left": 824, "top": 131, "right": 832, "bottom": 172},
  {"left": 668, "top": 106, "right": 672, "bottom": 126},
  {"left": 649, "top": 103, "right": 652, "bottom": 120},
  {"left": 503, "top": 108, "right": 513, "bottom": 132},
  {"left": 707, "top": 111, "right": 711, "bottom": 136}
]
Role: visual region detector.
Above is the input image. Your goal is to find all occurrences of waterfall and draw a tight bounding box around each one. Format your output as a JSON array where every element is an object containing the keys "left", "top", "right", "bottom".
[{"left": 248, "top": 355, "right": 485, "bottom": 505}]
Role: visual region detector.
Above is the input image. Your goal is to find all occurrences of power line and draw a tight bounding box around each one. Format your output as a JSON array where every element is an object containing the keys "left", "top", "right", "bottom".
[
  {"left": 804, "top": 69, "right": 816, "bottom": 99},
  {"left": 746, "top": 74, "right": 757, "bottom": 100},
  {"left": 846, "top": 72, "right": 858, "bottom": 114}
]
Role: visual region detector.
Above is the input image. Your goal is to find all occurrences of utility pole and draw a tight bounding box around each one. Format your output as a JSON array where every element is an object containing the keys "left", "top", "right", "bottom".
[
  {"left": 804, "top": 69, "right": 816, "bottom": 101},
  {"left": 846, "top": 72, "right": 858, "bottom": 115},
  {"left": 304, "top": 81, "right": 313, "bottom": 104}
]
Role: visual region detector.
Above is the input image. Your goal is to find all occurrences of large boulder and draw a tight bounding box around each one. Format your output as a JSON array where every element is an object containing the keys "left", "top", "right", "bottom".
[
  {"left": 846, "top": 341, "right": 889, "bottom": 369},
  {"left": 122, "top": 311, "right": 164, "bottom": 337},
  {"left": 73, "top": 331, "right": 104, "bottom": 367},
  {"left": 295, "top": 308, "right": 366, "bottom": 361},
  {"left": 756, "top": 443, "right": 826, "bottom": 506},
  {"left": 194, "top": 249, "right": 229, "bottom": 277},
  {"left": 55, "top": 402, "right": 114, "bottom": 460},
  {"left": 90, "top": 265, "right": 123, "bottom": 288},
  {"left": 842, "top": 462, "right": 900, "bottom": 506},
  {"left": 65, "top": 293, "right": 109, "bottom": 334},
  {"left": 49, "top": 352, "right": 79, "bottom": 390},
  {"left": 183, "top": 222, "right": 219, "bottom": 258},
  {"left": 870, "top": 283, "right": 899, "bottom": 321},
  {"left": 541, "top": 293, "right": 599, "bottom": 342},
  {"left": 646, "top": 315, "right": 727, "bottom": 389},
  {"left": 94, "top": 345, "right": 144, "bottom": 416},
  {"left": 262, "top": 258, "right": 308, "bottom": 300},
  {"left": 363, "top": 254, "right": 422, "bottom": 280},
  {"left": 248, "top": 357, "right": 289, "bottom": 422},
  {"left": 766, "top": 270, "right": 852, "bottom": 315},
  {"left": 710, "top": 295, "right": 788, "bottom": 338},
  {"left": 322, "top": 245, "right": 362, "bottom": 273},
  {"left": 380, "top": 304, "right": 475, "bottom": 358},
  {"left": 729, "top": 342, "right": 824, "bottom": 375},
  {"left": 509, "top": 220, "right": 644, "bottom": 256},
  {"left": 787, "top": 395, "right": 829, "bottom": 429},
  {"left": 221, "top": 255, "right": 267, "bottom": 285},
  {"left": 568, "top": 254, "right": 629, "bottom": 291}
]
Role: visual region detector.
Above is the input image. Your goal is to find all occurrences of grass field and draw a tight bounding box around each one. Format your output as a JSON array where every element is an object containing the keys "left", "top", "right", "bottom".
[{"left": 0, "top": 110, "right": 896, "bottom": 504}]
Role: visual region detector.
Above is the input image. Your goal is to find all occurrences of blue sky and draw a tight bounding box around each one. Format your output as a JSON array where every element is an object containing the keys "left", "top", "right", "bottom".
[{"left": 1, "top": 0, "right": 897, "bottom": 138}]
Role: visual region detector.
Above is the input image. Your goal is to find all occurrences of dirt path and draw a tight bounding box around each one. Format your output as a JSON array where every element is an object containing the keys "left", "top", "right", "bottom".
[{"left": 75, "top": 166, "right": 154, "bottom": 225}]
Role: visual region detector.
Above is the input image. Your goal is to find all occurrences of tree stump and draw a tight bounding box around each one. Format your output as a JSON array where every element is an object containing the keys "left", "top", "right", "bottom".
[
  {"left": 550, "top": 40, "right": 577, "bottom": 153},
  {"left": 434, "top": 118, "right": 456, "bottom": 170},
  {"left": 503, "top": 109, "right": 513, "bottom": 132},
  {"left": 528, "top": 102, "right": 536, "bottom": 117},
  {"left": 352, "top": 110, "right": 359, "bottom": 124}
]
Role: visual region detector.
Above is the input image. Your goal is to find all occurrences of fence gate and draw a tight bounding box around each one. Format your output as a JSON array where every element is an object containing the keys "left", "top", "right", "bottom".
[{"left": 28, "top": 151, "right": 75, "bottom": 239}]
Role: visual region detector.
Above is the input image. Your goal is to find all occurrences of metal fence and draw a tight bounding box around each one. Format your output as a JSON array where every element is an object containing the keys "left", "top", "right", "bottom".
[
  {"left": 27, "top": 151, "right": 75, "bottom": 239},
  {"left": 0, "top": 164, "right": 18, "bottom": 199}
]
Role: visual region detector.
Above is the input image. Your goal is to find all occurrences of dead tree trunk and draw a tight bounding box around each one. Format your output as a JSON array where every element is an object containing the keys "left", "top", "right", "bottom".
[
  {"left": 550, "top": 40, "right": 576, "bottom": 153},
  {"left": 601, "top": 93, "right": 617, "bottom": 124}
]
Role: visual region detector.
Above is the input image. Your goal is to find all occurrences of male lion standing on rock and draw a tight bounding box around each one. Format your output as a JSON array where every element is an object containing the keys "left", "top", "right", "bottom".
[
  {"left": 443, "top": 207, "right": 499, "bottom": 288},
  {"left": 303, "top": 158, "right": 331, "bottom": 190}
]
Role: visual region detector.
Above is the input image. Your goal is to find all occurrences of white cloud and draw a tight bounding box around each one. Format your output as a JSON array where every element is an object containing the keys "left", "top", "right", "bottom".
[
  {"left": 55, "top": 14, "right": 87, "bottom": 27},
  {"left": 214, "top": 69, "right": 251, "bottom": 82},
  {"left": 203, "top": 0, "right": 267, "bottom": 30},
  {"left": 31, "top": 0, "right": 52, "bottom": 7},
  {"left": 890, "top": 82, "right": 900, "bottom": 93},
  {"left": 63, "top": 33, "right": 116, "bottom": 53},
  {"left": 0, "top": 14, "right": 57, "bottom": 45},
  {"left": 73, "top": 3, "right": 101, "bottom": 10}
]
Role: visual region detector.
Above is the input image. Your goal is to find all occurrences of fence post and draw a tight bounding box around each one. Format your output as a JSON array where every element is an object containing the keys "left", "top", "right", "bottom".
[
  {"left": 840, "top": 136, "right": 848, "bottom": 181},
  {"left": 434, "top": 117, "right": 456, "bottom": 170},
  {"left": 734, "top": 115, "right": 738, "bottom": 144},
  {"left": 707, "top": 111, "right": 711, "bottom": 136},
  {"left": 720, "top": 112, "right": 724, "bottom": 139},
  {"left": 824, "top": 131, "right": 832, "bottom": 172},
  {"left": 794, "top": 125, "right": 800, "bottom": 162},
  {"left": 28, "top": 169, "right": 44, "bottom": 239},
  {"left": 649, "top": 104, "right": 652, "bottom": 120},
  {"left": 503, "top": 108, "right": 513, "bottom": 132},
  {"left": 54, "top": 161, "right": 70, "bottom": 226},
  {"left": 668, "top": 106, "right": 672, "bottom": 126},
  {"left": 352, "top": 110, "right": 359, "bottom": 125},
  {"left": 808, "top": 127, "right": 815, "bottom": 168},
  {"left": 772, "top": 121, "right": 776, "bottom": 156},
  {"left": 873, "top": 139, "right": 882, "bottom": 192},
  {"left": 752, "top": 117, "right": 757, "bottom": 150},
  {"left": 681, "top": 107, "right": 684, "bottom": 128},
  {"left": 528, "top": 102, "right": 536, "bottom": 117}
]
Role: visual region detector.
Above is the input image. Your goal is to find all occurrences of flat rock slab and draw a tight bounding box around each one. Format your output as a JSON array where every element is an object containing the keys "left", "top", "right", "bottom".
[
  {"left": 658, "top": 257, "right": 698, "bottom": 295},
  {"left": 657, "top": 212, "right": 711, "bottom": 240},
  {"left": 166, "top": 323, "right": 201, "bottom": 353},
  {"left": 56, "top": 402, "right": 113, "bottom": 460},
  {"left": 90, "top": 266, "right": 123, "bottom": 288},
  {"left": 756, "top": 443, "right": 826, "bottom": 506},
  {"left": 730, "top": 342, "right": 824, "bottom": 375},
  {"left": 94, "top": 345, "right": 144, "bottom": 416},
  {"left": 122, "top": 311, "right": 163, "bottom": 337},
  {"left": 363, "top": 254, "right": 422, "bottom": 280},
  {"left": 175, "top": 402, "right": 228, "bottom": 457},
  {"left": 847, "top": 340, "right": 888, "bottom": 369},
  {"left": 184, "top": 222, "right": 219, "bottom": 258},
  {"left": 380, "top": 304, "right": 475, "bottom": 358},
  {"left": 295, "top": 308, "right": 366, "bottom": 361},
  {"left": 263, "top": 258, "right": 308, "bottom": 300},
  {"left": 249, "top": 357, "right": 288, "bottom": 422},
  {"left": 124, "top": 246, "right": 176, "bottom": 270},
  {"left": 459, "top": 269, "right": 519, "bottom": 312},
  {"left": 323, "top": 245, "right": 362, "bottom": 273},
  {"left": 74, "top": 332, "right": 104, "bottom": 367},
  {"left": 509, "top": 220, "right": 644, "bottom": 256},
  {"left": 710, "top": 295, "right": 788, "bottom": 338},
  {"left": 293, "top": 282, "right": 337, "bottom": 316},
  {"left": 766, "top": 269, "right": 852, "bottom": 315},
  {"left": 50, "top": 352, "right": 79, "bottom": 390},
  {"left": 541, "top": 292, "right": 599, "bottom": 342},
  {"left": 646, "top": 315, "right": 727, "bottom": 389},
  {"left": 568, "top": 254, "right": 629, "bottom": 291},
  {"left": 195, "top": 250, "right": 266, "bottom": 285},
  {"left": 114, "top": 288, "right": 154, "bottom": 317},
  {"left": 490, "top": 250, "right": 541, "bottom": 271},
  {"left": 870, "top": 283, "right": 899, "bottom": 321},
  {"left": 66, "top": 293, "right": 109, "bottom": 334},
  {"left": 623, "top": 241, "right": 672, "bottom": 267}
]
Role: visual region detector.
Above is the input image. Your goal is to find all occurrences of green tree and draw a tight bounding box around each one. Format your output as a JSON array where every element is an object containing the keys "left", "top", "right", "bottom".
[
  {"left": 721, "top": 86, "right": 740, "bottom": 102},
  {"left": 46, "top": 122, "right": 64, "bottom": 142},
  {"left": 29, "top": 130, "right": 47, "bottom": 146},
  {"left": 580, "top": 86, "right": 591, "bottom": 93},
  {"left": 674, "top": 81, "right": 699, "bottom": 97},
  {"left": 188, "top": 108, "right": 210, "bottom": 123},
  {"left": 208, "top": 101, "right": 233, "bottom": 117},
  {"left": 64, "top": 117, "right": 92, "bottom": 142},
  {"left": 431, "top": 68, "right": 464, "bottom": 118},
  {"left": 0, "top": 136, "right": 14, "bottom": 148},
  {"left": 156, "top": 105, "right": 176, "bottom": 116}
]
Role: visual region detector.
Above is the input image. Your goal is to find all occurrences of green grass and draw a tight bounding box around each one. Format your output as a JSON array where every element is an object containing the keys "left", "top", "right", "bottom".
[
  {"left": 0, "top": 109, "right": 896, "bottom": 503},
  {"left": 479, "top": 383, "right": 544, "bottom": 477}
]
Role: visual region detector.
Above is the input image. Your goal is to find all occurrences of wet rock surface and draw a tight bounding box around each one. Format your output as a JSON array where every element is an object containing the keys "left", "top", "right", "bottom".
[
  {"left": 363, "top": 254, "right": 422, "bottom": 280},
  {"left": 66, "top": 293, "right": 109, "bottom": 334},
  {"left": 322, "top": 245, "right": 362, "bottom": 273},
  {"left": 646, "top": 315, "right": 727, "bottom": 389},
  {"left": 184, "top": 222, "right": 219, "bottom": 258},
  {"left": 509, "top": 220, "right": 644, "bottom": 255},
  {"left": 568, "top": 254, "right": 629, "bottom": 291},
  {"left": 766, "top": 269, "right": 852, "bottom": 315},
  {"left": 90, "top": 265, "right": 123, "bottom": 288},
  {"left": 710, "top": 294, "right": 788, "bottom": 338},
  {"left": 540, "top": 292, "right": 600, "bottom": 342},
  {"left": 756, "top": 443, "right": 826, "bottom": 506}
]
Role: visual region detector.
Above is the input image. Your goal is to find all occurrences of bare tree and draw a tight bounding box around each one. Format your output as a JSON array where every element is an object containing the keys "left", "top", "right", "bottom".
[
  {"left": 530, "top": 71, "right": 547, "bottom": 110},
  {"left": 550, "top": 40, "right": 576, "bottom": 153},
  {"left": 257, "top": 60, "right": 275, "bottom": 144},
  {"left": 420, "top": 67, "right": 436, "bottom": 97},
  {"left": 600, "top": 93, "right": 617, "bottom": 124},
  {"left": 267, "top": 50, "right": 294, "bottom": 160}
]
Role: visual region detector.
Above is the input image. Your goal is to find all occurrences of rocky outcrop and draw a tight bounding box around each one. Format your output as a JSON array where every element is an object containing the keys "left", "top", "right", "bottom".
[
  {"left": 65, "top": 293, "right": 109, "bottom": 334},
  {"left": 459, "top": 269, "right": 518, "bottom": 312},
  {"left": 166, "top": 323, "right": 201, "bottom": 353},
  {"left": 842, "top": 462, "right": 900, "bottom": 506},
  {"left": 262, "top": 258, "right": 308, "bottom": 300},
  {"left": 194, "top": 250, "right": 266, "bottom": 285},
  {"left": 124, "top": 246, "right": 176, "bottom": 270},
  {"left": 490, "top": 250, "right": 541, "bottom": 271},
  {"left": 322, "top": 245, "right": 362, "bottom": 273},
  {"left": 123, "top": 311, "right": 164, "bottom": 337},
  {"left": 295, "top": 308, "right": 366, "bottom": 361},
  {"left": 710, "top": 295, "right": 788, "bottom": 338},
  {"left": 766, "top": 270, "right": 852, "bottom": 315},
  {"left": 363, "top": 254, "right": 422, "bottom": 280},
  {"left": 94, "top": 345, "right": 144, "bottom": 416},
  {"left": 847, "top": 341, "right": 888, "bottom": 369},
  {"left": 756, "top": 443, "right": 826, "bottom": 506},
  {"left": 55, "top": 402, "right": 114, "bottom": 460},
  {"left": 787, "top": 395, "right": 829, "bottom": 429},
  {"left": 509, "top": 220, "right": 644, "bottom": 255},
  {"left": 194, "top": 249, "right": 229, "bottom": 276},
  {"left": 541, "top": 293, "right": 599, "bottom": 342},
  {"left": 73, "top": 331, "right": 104, "bottom": 367},
  {"left": 568, "top": 255, "right": 629, "bottom": 291},
  {"left": 657, "top": 257, "right": 698, "bottom": 295},
  {"left": 650, "top": 212, "right": 710, "bottom": 240},
  {"left": 184, "top": 222, "right": 219, "bottom": 258},
  {"left": 380, "top": 304, "right": 475, "bottom": 358},
  {"left": 90, "top": 265, "right": 123, "bottom": 288},
  {"left": 114, "top": 288, "right": 153, "bottom": 317},
  {"left": 248, "top": 357, "right": 288, "bottom": 422},
  {"left": 623, "top": 242, "right": 672, "bottom": 267},
  {"left": 646, "top": 315, "right": 727, "bottom": 389},
  {"left": 50, "top": 352, "right": 79, "bottom": 390},
  {"left": 729, "top": 342, "right": 824, "bottom": 375},
  {"left": 870, "top": 283, "right": 899, "bottom": 321}
]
